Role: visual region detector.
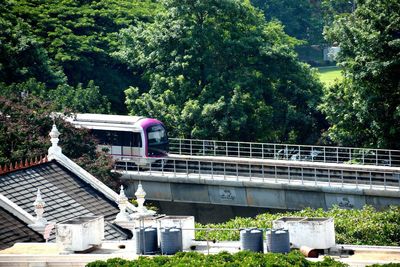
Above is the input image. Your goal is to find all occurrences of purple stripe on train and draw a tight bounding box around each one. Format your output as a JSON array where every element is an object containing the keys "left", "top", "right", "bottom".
[{"left": 139, "top": 118, "right": 163, "bottom": 129}]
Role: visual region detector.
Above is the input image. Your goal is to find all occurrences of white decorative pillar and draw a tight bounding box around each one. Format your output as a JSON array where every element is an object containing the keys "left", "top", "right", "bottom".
[
  {"left": 135, "top": 182, "right": 147, "bottom": 213},
  {"left": 117, "top": 183, "right": 156, "bottom": 241},
  {"left": 33, "top": 188, "right": 47, "bottom": 225},
  {"left": 48, "top": 124, "right": 62, "bottom": 157},
  {"left": 29, "top": 188, "right": 48, "bottom": 234},
  {"left": 115, "top": 185, "right": 130, "bottom": 222}
]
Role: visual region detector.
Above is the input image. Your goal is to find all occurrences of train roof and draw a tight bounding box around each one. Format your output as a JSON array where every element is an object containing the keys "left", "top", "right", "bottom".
[
  {"left": 64, "top": 113, "right": 146, "bottom": 132},
  {"left": 70, "top": 113, "right": 144, "bottom": 125}
]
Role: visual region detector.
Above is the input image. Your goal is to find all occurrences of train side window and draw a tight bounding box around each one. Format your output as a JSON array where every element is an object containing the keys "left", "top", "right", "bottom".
[
  {"left": 118, "top": 131, "right": 126, "bottom": 146},
  {"left": 115, "top": 131, "right": 128, "bottom": 147},
  {"left": 116, "top": 131, "right": 142, "bottom": 147},
  {"left": 132, "top": 132, "right": 142, "bottom": 147},
  {"left": 91, "top": 130, "right": 142, "bottom": 147},
  {"left": 110, "top": 131, "right": 120, "bottom": 146},
  {"left": 92, "top": 129, "right": 112, "bottom": 145}
]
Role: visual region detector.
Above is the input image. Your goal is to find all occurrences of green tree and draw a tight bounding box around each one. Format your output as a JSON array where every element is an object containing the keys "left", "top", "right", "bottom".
[
  {"left": 0, "top": 79, "right": 111, "bottom": 114},
  {"left": 0, "top": 94, "right": 119, "bottom": 189},
  {"left": 0, "top": 0, "right": 111, "bottom": 114},
  {"left": 252, "top": 0, "right": 324, "bottom": 45},
  {"left": 118, "top": 0, "right": 324, "bottom": 143},
  {"left": 321, "top": 0, "right": 355, "bottom": 26},
  {"left": 11, "top": 0, "right": 160, "bottom": 112},
  {"left": 0, "top": 1, "right": 65, "bottom": 88},
  {"left": 320, "top": 0, "right": 400, "bottom": 148},
  {"left": 35, "top": 81, "right": 111, "bottom": 113}
]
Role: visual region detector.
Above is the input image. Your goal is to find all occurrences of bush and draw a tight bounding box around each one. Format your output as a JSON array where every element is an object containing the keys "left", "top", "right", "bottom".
[
  {"left": 195, "top": 205, "right": 400, "bottom": 246},
  {"left": 86, "top": 251, "right": 348, "bottom": 267}
]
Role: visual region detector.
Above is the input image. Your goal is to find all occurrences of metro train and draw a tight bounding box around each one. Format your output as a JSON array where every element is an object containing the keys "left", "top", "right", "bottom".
[{"left": 66, "top": 113, "right": 169, "bottom": 165}]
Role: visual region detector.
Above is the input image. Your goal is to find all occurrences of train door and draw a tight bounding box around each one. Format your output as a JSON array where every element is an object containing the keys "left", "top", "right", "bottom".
[{"left": 122, "top": 131, "right": 142, "bottom": 156}]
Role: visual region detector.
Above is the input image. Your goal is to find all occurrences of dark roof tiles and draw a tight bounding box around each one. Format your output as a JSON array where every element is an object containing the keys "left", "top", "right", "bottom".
[
  {"left": 0, "top": 207, "right": 44, "bottom": 250},
  {"left": 0, "top": 160, "right": 130, "bottom": 246}
]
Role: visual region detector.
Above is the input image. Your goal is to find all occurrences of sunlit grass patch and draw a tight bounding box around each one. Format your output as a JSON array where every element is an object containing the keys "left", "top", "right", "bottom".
[{"left": 318, "top": 66, "right": 343, "bottom": 86}]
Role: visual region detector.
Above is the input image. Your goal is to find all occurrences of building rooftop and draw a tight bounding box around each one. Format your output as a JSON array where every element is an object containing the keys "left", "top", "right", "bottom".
[
  {"left": 0, "top": 207, "right": 44, "bottom": 250},
  {"left": 0, "top": 160, "right": 130, "bottom": 244},
  {"left": 0, "top": 124, "right": 138, "bottom": 249}
]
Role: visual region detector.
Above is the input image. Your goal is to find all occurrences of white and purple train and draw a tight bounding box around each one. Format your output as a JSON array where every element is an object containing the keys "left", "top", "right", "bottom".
[{"left": 66, "top": 113, "right": 169, "bottom": 165}]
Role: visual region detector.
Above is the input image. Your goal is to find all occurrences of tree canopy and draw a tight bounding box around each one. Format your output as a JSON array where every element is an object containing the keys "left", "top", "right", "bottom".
[
  {"left": 1, "top": 0, "right": 160, "bottom": 113},
  {"left": 0, "top": 1, "right": 64, "bottom": 88},
  {"left": 0, "top": 0, "right": 112, "bottom": 113},
  {"left": 251, "top": 0, "right": 324, "bottom": 45},
  {"left": 118, "top": 0, "right": 324, "bottom": 143},
  {"left": 3, "top": 0, "right": 398, "bottom": 151},
  {"left": 0, "top": 94, "right": 119, "bottom": 189},
  {"left": 320, "top": 0, "right": 400, "bottom": 148},
  {"left": 321, "top": 0, "right": 355, "bottom": 26}
]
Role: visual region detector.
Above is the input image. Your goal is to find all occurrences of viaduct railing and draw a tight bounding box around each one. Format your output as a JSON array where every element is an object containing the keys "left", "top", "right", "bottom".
[
  {"left": 169, "top": 138, "right": 400, "bottom": 167},
  {"left": 115, "top": 156, "right": 400, "bottom": 191}
]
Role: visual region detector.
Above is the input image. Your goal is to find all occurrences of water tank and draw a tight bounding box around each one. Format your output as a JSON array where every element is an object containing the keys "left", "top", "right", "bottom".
[
  {"left": 160, "top": 227, "right": 183, "bottom": 255},
  {"left": 135, "top": 227, "right": 158, "bottom": 255},
  {"left": 266, "top": 229, "right": 290, "bottom": 253},
  {"left": 240, "top": 228, "right": 264, "bottom": 253},
  {"left": 272, "top": 217, "right": 335, "bottom": 249}
]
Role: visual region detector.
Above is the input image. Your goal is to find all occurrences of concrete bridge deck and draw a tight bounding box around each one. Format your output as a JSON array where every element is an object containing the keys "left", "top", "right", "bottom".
[{"left": 116, "top": 155, "right": 400, "bottom": 212}]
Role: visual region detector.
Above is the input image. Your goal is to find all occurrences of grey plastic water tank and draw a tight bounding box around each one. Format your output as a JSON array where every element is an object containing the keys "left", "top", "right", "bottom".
[
  {"left": 135, "top": 227, "right": 158, "bottom": 255},
  {"left": 240, "top": 228, "right": 264, "bottom": 253},
  {"left": 266, "top": 229, "right": 290, "bottom": 253},
  {"left": 160, "top": 227, "right": 183, "bottom": 255}
]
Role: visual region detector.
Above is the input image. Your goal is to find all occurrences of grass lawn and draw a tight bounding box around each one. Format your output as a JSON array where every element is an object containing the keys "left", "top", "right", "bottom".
[{"left": 317, "top": 66, "right": 343, "bottom": 86}]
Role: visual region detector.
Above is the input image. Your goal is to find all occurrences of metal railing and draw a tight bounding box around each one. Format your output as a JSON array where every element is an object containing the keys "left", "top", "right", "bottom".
[
  {"left": 169, "top": 138, "right": 400, "bottom": 167},
  {"left": 115, "top": 156, "right": 400, "bottom": 191}
]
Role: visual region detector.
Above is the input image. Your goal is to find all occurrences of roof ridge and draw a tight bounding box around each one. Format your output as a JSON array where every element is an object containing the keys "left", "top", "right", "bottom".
[
  {"left": 49, "top": 152, "right": 136, "bottom": 213},
  {"left": 0, "top": 155, "right": 48, "bottom": 176},
  {"left": 0, "top": 193, "right": 35, "bottom": 225}
]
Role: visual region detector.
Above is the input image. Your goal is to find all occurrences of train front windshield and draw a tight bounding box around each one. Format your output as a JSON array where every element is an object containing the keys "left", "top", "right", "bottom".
[{"left": 147, "top": 124, "right": 169, "bottom": 156}]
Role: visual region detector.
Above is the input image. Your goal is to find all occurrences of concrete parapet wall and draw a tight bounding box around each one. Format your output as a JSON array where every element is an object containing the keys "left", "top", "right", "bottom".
[{"left": 121, "top": 173, "right": 400, "bottom": 211}]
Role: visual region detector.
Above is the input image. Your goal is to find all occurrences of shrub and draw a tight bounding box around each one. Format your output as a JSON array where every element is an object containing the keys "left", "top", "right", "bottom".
[
  {"left": 86, "top": 251, "right": 348, "bottom": 267},
  {"left": 195, "top": 205, "right": 400, "bottom": 246}
]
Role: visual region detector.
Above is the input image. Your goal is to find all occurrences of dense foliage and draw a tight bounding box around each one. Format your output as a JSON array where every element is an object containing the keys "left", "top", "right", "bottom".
[
  {"left": 196, "top": 206, "right": 400, "bottom": 246},
  {"left": 251, "top": 0, "right": 324, "bottom": 45},
  {"left": 1, "top": 0, "right": 398, "bottom": 151},
  {"left": 320, "top": 0, "right": 355, "bottom": 26},
  {"left": 86, "top": 251, "right": 347, "bottom": 267},
  {"left": 0, "top": 95, "right": 120, "bottom": 190},
  {"left": 0, "top": 0, "right": 160, "bottom": 112},
  {"left": 23, "top": 0, "right": 159, "bottom": 112},
  {"left": 320, "top": 0, "right": 400, "bottom": 149},
  {"left": 250, "top": 0, "right": 355, "bottom": 64},
  {"left": 0, "top": 1, "right": 111, "bottom": 113},
  {"left": 118, "top": 0, "right": 324, "bottom": 143}
]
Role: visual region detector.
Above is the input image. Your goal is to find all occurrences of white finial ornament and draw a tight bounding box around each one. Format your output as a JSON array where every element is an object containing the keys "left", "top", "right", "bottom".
[
  {"left": 135, "top": 182, "right": 147, "bottom": 213},
  {"left": 33, "top": 188, "right": 47, "bottom": 226},
  {"left": 129, "top": 182, "right": 156, "bottom": 220},
  {"left": 48, "top": 124, "right": 62, "bottom": 156},
  {"left": 115, "top": 185, "right": 130, "bottom": 222}
]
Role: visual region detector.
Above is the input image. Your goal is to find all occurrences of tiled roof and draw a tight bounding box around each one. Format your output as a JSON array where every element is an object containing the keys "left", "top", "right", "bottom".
[
  {"left": 0, "top": 207, "right": 44, "bottom": 250},
  {"left": 0, "top": 160, "right": 131, "bottom": 244}
]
